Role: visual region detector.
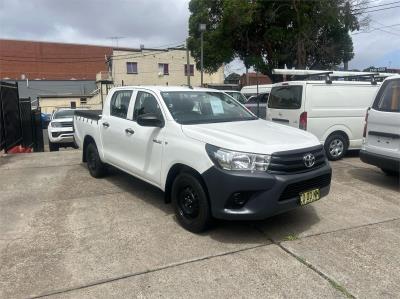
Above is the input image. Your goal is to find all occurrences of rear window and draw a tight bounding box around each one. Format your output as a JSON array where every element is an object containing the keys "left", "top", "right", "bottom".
[
  {"left": 373, "top": 78, "right": 400, "bottom": 112},
  {"left": 268, "top": 86, "right": 303, "bottom": 109}
]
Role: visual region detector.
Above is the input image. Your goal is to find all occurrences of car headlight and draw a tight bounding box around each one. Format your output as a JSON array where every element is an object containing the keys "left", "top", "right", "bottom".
[
  {"left": 206, "top": 144, "right": 270, "bottom": 172},
  {"left": 50, "top": 122, "right": 62, "bottom": 128}
]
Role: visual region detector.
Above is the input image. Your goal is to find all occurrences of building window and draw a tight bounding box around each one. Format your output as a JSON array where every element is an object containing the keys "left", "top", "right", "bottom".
[
  {"left": 158, "top": 63, "right": 169, "bottom": 75},
  {"left": 184, "top": 64, "right": 194, "bottom": 76},
  {"left": 80, "top": 98, "right": 87, "bottom": 105},
  {"left": 127, "top": 62, "right": 138, "bottom": 74}
]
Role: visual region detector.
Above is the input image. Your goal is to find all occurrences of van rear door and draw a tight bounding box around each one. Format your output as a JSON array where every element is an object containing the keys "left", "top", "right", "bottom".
[
  {"left": 267, "top": 84, "right": 304, "bottom": 128},
  {"left": 365, "top": 78, "right": 400, "bottom": 156}
]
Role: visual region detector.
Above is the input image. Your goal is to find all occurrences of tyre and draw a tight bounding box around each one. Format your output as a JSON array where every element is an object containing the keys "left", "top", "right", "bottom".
[
  {"left": 49, "top": 141, "right": 59, "bottom": 152},
  {"left": 381, "top": 168, "right": 399, "bottom": 177},
  {"left": 324, "top": 133, "right": 348, "bottom": 161},
  {"left": 171, "top": 172, "right": 212, "bottom": 233},
  {"left": 85, "top": 142, "right": 107, "bottom": 178}
]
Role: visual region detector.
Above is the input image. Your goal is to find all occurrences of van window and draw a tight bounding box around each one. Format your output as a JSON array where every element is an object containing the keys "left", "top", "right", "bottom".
[
  {"left": 373, "top": 79, "right": 400, "bottom": 112},
  {"left": 268, "top": 86, "right": 303, "bottom": 109}
]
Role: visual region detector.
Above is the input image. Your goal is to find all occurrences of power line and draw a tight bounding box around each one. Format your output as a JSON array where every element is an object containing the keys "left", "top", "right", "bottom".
[
  {"left": 355, "top": 3, "right": 400, "bottom": 14},
  {"left": 352, "top": 22, "right": 400, "bottom": 34},
  {"left": 352, "top": 0, "right": 400, "bottom": 11}
]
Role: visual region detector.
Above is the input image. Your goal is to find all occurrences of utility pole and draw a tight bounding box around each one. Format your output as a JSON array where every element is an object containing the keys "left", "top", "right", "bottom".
[
  {"left": 256, "top": 71, "right": 260, "bottom": 117},
  {"left": 186, "top": 38, "right": 191, "bottom": 87},
  {"left": 199, "top": 24, "right": 206, "bottom": 86}
]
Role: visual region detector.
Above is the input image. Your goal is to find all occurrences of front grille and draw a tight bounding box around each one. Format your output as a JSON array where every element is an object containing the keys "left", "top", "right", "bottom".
[
  {"left": 61, "top": 122, "right": 73, "bottom": 127},
  {"left": 52, "top": 131, "right": 73, "bottom": 138},
  {"left": 279, "top": 173, "right": 331, "bottom": 201},
  {"left": 268, "top": 146, "right": 326, "bottom": 174}
]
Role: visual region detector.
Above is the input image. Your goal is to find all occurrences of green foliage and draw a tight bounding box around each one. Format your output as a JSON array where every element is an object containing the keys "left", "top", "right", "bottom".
[{"left": 188, "top": 0, "right": 363, "bottom": 75}]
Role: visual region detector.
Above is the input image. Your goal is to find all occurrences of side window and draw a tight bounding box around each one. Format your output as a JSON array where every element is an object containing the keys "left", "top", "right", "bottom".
[
  {"left": 133, "top": 91, "right": 162, "bottom": 120},
  {"left": 110, "top": 90, "right": 133, "bottom": 118},
  {"left": 373, "top": 79, "right": 400, "bottom": 112}
]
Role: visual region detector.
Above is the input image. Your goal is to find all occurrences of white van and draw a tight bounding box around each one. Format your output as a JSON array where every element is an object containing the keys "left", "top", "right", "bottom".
[
  {"left": 267, "top": 81, "right": 380, "bottom": 160},
  {"left": 241, "top": 84, "right": 273, "bottom": 99},
  {"left": 360, "top": 75, "right": 400, "bottom": 175}
]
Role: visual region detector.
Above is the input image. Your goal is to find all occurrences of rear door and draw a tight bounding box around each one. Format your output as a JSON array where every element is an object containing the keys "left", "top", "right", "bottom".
[
  {"left": 365, "top": 78, "right": 400, "bottom": 157},
  {"left": 267, "top": 84, "right": 304, "bottom": 127},
  {"left": 101, "top": 89, "right": 135, "bottom": 167}
]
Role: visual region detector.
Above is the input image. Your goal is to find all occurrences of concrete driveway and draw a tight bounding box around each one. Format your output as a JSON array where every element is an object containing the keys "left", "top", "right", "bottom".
[{"left": 0, "top": 151, "right": 399, "bottom": 298}]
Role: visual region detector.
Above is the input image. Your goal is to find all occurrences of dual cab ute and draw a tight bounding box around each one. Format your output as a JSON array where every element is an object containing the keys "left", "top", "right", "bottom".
[{"left": 74, "top": 86, "right": 332, "bottom": 232}]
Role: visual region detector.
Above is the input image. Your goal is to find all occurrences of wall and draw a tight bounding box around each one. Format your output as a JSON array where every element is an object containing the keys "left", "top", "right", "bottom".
[
  {"left": 0, "top": 39, "right": 112, "bottom": 80},
  {"left": 39, "top": 96, "right": 102, "bottom": 114},
  {"left": 111, "top": 49, "right": 224, "bottom": 87}
]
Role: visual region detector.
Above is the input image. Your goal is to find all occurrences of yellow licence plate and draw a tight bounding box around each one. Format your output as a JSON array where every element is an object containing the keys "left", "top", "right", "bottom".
[{"left": 299, "top": 189, "right": 320, "bottom": 206}]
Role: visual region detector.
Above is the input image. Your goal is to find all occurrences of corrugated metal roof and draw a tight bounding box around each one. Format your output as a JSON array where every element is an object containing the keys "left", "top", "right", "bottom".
[{"left": 11, "top": 80, "right": 97, "bottom": 100}]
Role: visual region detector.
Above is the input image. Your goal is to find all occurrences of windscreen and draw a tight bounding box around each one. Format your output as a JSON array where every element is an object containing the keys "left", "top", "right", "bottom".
[
  {"left": 161, "top": 91, "right": 257, "bottom": 124},
  {"left": 268, "top": 86, "right": 303, "bottom": 109},
  {"left": 53, "top": 110, "right": 75, "bottom": 119}
]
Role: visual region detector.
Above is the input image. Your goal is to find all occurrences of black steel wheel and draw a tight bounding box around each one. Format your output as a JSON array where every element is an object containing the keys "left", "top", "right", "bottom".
[
  {"left": 381, "top": 168, "right": 399, "bottom": 177},
  {"left": 48, "top": 141, "right": 59, "bottom": 152},
  {"left": 85, "top": 142, "right": 107, "bottom": 178},
  {"left": 171, "top": 172, "right": 212, "bottom": 233}
]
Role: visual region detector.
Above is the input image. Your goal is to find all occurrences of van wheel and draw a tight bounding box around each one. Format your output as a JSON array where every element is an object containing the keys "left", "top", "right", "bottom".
[
  {"left": 49, "top": 141, "right": 59, "bottom": 152},
  {"left": 85, "top": 142, "right": 107, "bottom": 178},
  {"left": 171, "top": 172, "right": 212, "bottom": 233},
  {"left": 381, "top": 168, "right": 399, "bottom": 177},
  {"left": 324, "top": 134, "right": 347, "bottom": 161}
]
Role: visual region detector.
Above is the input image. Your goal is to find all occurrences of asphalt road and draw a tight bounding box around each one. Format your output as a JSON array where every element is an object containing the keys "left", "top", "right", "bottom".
[{"left": 0, "top": 150, "right": 399, "bottom": 298}]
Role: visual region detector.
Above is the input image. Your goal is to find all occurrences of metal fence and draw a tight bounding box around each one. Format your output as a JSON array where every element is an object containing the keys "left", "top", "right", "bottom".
[
  {"left": 0, "top": 82, "right": 44, "bottom": 153},
  {"left": 0, "top": 82, "right": 22, "bottom": 152}
]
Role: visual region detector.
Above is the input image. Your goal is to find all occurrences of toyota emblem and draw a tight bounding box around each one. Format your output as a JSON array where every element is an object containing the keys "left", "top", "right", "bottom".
[{"left": 303, "top": 153, "right": 315, "bottom": 168}]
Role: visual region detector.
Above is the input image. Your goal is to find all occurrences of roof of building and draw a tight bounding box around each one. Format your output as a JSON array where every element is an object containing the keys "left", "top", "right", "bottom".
[{"left": 11, "top": 80, "right": 97, "bottom": 100}]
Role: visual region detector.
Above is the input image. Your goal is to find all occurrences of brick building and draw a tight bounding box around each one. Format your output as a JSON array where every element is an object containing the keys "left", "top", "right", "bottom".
[
  {"left": 0, "top": 39, "right": 112, "bottom": 80},
  {"left": 240, "top": 72, "right": 272, "bottom": 86}
]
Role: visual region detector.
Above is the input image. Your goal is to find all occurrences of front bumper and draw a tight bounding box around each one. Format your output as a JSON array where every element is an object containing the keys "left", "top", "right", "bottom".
[
  {"left": 48, "top": 128, "right": 74, "bottom": 143},
  {"left": 202, "top": 163, "right": 332, "bottom": 220},
  {"left": 360, "top": 150, "right": 400, "bottom": 173}
]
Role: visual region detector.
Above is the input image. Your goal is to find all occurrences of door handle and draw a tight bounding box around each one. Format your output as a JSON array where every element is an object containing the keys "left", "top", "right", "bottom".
[
  {"left": 152, "top": 139, "right": 162, "bottom": 144},
  {"left": 125, "top": 128, "right": 135, "bottom": 135},
  {"left": 102, "top": 122, "right": 110, "bottom": 128}
]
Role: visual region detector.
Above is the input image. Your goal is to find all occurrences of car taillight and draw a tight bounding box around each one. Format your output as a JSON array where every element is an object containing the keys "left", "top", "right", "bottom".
[
  {"left": 299, "top": 112, "right": 307, "bottom": 130},
  {"left": 363, "top": 108, "right": 370, "bottom": 138}
]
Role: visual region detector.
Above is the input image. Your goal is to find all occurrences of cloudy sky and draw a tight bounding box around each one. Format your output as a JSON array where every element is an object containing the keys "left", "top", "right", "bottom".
[{"left": 0, "top": 0, "right": 399, "bottom": 73}]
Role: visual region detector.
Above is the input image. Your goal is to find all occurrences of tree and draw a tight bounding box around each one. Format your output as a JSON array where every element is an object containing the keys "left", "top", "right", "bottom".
[{"left": 187, "top": 0, "right": 368, "bottom": 76}]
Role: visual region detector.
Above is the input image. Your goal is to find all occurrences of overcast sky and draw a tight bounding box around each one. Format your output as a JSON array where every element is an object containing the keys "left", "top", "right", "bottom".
[{"left": 0, "top": 0, "right": 399, "bottom": 73}]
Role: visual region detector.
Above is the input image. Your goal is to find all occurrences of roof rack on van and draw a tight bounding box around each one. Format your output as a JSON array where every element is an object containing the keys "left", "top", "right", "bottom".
[{"left": 272, "top": 69, "right": 396, "bottom": 85}]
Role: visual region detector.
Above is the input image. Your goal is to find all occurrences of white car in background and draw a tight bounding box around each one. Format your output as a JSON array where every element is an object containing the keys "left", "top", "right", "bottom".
[
  {"left": 360, "top": 75, "right": 400, "bottom": 176},
  {"left": 48, "top": 108, "right": 80, "bottom": 151},
  {"left": 241, "top": 84, "right": 272, "bottom": 99},
  {"left": 221, "top": 90, "right": 248, "bottom": 104}
]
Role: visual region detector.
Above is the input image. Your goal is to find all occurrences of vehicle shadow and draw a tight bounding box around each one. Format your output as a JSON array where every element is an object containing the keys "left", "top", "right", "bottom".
[
  {"left": 101, "top": 165, "right": 320, "bottom": 244},
  {"left": 348, "top": 167, "right": 400, "bottom": 191}
]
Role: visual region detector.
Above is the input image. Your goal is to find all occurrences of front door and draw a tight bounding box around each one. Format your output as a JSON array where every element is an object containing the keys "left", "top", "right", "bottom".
[{"left": 121, "top": 90, "right": 165, "bottom": 186}]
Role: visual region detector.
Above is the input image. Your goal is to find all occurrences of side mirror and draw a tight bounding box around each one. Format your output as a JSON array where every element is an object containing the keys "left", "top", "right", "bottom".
[{"left": 137, "top": 113, "right": 164, "bottom": 128}]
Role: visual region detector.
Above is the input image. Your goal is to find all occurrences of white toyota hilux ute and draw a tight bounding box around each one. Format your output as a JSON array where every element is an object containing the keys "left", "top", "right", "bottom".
[{"left": 74, "top": 86, "right": 332, "bottom": 232}]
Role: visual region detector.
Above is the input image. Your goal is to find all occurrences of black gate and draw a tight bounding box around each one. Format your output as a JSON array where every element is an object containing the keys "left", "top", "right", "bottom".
[
  {"left": 0, "top": 82, "right": 22, "bottom": 152},
  {"left": 0, "top": 82, "right": 44, "bottom": 153}
]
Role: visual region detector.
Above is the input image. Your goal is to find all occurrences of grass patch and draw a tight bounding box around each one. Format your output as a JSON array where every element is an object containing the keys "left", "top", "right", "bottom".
[{"left": 283, "top": 234, "right": 299, "bottom": 241}]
